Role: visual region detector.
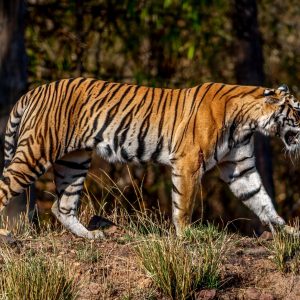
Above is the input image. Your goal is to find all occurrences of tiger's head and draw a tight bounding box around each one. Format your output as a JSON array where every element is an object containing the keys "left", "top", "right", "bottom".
[{"left": 259, "top": 84, "right": 300, "bottom": 152}]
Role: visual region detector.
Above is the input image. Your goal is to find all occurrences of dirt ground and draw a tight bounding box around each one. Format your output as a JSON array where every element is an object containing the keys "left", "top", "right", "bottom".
[{"left": 3, "top": 223, "right": 300, "bottom": 300}]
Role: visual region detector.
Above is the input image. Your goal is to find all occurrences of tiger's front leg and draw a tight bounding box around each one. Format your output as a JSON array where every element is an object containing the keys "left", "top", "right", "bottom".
[
  {"left": 171, "top": 156, "right": 201, "bottom": 236},
  {"left": 219, "top": 147, "right": 285, "bottom": 232}
]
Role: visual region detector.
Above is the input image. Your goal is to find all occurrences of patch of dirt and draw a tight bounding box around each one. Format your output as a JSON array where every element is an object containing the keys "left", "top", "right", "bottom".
[
  {"left": 218, "top": 237, "right": 300, "bottom": 300},
  {"left": 7, "top": 227, "right": 300, "bottom": 300}
]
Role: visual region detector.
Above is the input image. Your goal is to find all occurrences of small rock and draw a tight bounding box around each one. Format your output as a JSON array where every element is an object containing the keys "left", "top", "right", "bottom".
[
  {"left": 259, "top": 231, "right": 273, "bottom": 240},
  {"left": 243, "top": 288, "right": 261, "bottom": 300},
  {"left": 88, "top": 282, "right": 101, "bottom": 295},
  {"left": 0, "top": 230, "right": 19, "bottom": 248},
  {"left": 73, "top": 262, "right": 81, "bottom": 267},
  {"left": 105, "top": 225, "right": 119, "bottom": 235},
  {"left": 244, "top": 246, "right": 267, "bottom": 256},
  {"left": 195, "top": 289, "right": 217, "bottom": 300},
  {"left": 260, "top": 293, "right": 274, "bottom": 300},
  {"left": 138, "top": 277, "right": 152, "bottom": 289}
]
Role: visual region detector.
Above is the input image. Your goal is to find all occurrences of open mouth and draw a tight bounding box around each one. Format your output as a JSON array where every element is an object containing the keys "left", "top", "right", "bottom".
[{"left": 284, "top": 130, "right": 299, "bottom": 146}]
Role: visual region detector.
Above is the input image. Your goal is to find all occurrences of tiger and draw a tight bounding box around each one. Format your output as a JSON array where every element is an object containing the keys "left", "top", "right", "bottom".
[{"left": 1, "top": 77, "right": 300, "bottom": 239}]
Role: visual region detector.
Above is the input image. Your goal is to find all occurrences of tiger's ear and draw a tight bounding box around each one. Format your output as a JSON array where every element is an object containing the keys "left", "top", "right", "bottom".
[
  {"left": 263, "top": 89, "right": 283, "bottom": 104},
  {"left": 277, "top": 84, "right": 289, "bottom": 94}
]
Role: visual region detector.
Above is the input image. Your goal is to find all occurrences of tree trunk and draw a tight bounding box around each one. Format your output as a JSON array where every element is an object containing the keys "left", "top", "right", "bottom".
[
  {"left": 0, "top": 1, "right": 27, "bottom": 112},
  {"left": 232, "top": 0, "right": 275, "bottom": 201},
  {"left": 0, "top": 0, "right": 35, "bottom": 225}
]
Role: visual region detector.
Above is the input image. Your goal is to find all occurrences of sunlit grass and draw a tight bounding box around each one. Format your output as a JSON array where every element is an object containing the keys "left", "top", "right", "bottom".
[
  {"left": 0, "top": 248, "right": 79, "bottom": 300},
  {"left": 75, "top": 241, "right": 102, "bottom": 264},
  {"left": 134, "top": 222, "right": 232, "bottom": 300},
  {"left": 266, "top": 219, "right": 300, "bottom": 273}
]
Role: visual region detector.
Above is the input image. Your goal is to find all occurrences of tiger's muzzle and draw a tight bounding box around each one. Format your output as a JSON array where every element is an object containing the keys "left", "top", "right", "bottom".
[{"left": 282, "top": 128, "right": 300, "bottom": 151}]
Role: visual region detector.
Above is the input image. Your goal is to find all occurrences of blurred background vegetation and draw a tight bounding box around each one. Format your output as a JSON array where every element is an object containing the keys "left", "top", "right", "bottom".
[{"left": 1, "top": 0, "right": 300, "bottom": 234}]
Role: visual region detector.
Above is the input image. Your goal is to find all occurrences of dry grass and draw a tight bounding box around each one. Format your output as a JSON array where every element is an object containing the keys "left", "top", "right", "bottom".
[
  {"left": 0, "top": 247, "right": 79, "bottom": 300},
  {"left": 75, "top": 241, "right": 102, "bottom": 264},
  {"left": 266, "top": 219, "right": 300, "bottom": 273},
  {"left": 134, "top": 221, "right": 233, "bottom": 300}
]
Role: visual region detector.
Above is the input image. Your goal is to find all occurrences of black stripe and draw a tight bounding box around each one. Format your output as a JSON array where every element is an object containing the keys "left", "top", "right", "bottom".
[
  {"left": 224, "top": 153, "right": 254, "bottom": 164},
  {"left": 122, "top": 86, "right": 141, "bottom": 111},
  {"left": 192, "top": 83, "right": 215, "bottom": 143},
  {"left": 172, "top": 200, "right": 181, "bottom": 210},
  {"left": 58, "top": 207, "right": 76, "bottom": 215},
  {"left": 136, "top": 110, "right": 152, "bottom": 160},
  {"left": 172, "top": 183, "right": 183, "bottom": 196},
  {"left": 240, "top": 185, "right": 261, "bottom": 201},
  {"left": 107, "top": 83, "right": 125, "bottom": 103},
  {"left": 105, "top": 144, "right": 113, "bottom": 156},
  {"left": 120, "top": 147, "right": 132, "bottom": 161},
  {"left": 93, "top": 81, "right": 110, "bottom": 99},
  {"left": 64, "top": 190, "right": 82, "bottom": 197},
  {"left": 230, "top": 165, "right": 255, "bottom": 180},
  {"left": 151, "top": 137, "right": 164, "bottom": 161},
  {"left": 189, "top": 85, "right": 202, "bottom": 114},
  {"left": 91, "top": 82, "right": 119, "bottom": 114},
  {"left": 170, "top": 89, "right": 181, "bottom": 147},
  {"left": 241, "top": 86, "right": 260, "bottom": 98},
  {"left": 155, "top": 89, "right": 164, "bottom": 113},
  {"left": 85, "top": 78, "right": 98, "bottom": 92},
  {"left": 136, "top": 88, "right": 151, "bottom": 112},
  {"left": 157, "top": 90, "right": 169, "bottom": 137},
  {"left": 214, "top": 133, "right": 219, "bottom": 162},
  {"left": 94, "top": 100, "right": 123, "bottom": 143},
  {"left": 171, "top": 173, "right": 182, "bottom": 177},
  {"left": 212, "top": 84, "right": 225, "bottom": 100},
  {"left": 113, "top": 105, "right": 135, "bottom": 151},
  {"left": 219, "top": 85, "right": 239, "bottom": 101}
]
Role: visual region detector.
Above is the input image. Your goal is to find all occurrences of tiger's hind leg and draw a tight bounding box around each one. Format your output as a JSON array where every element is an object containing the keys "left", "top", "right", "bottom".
[
  {"left": 52, "top": 150, "right": 104, "bottom": 239},
  {"left": 0, "top": 153, "right": 50, "bottom": 212}
]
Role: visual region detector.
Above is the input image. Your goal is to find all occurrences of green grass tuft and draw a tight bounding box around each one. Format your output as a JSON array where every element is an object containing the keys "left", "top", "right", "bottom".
[
  {"left": 266, "top": 219, "right": 300, "bottom": 273},
  {"left": 0, "top": 249, "right": 79, "bottom": 300},
  {"left": 134, "top": 223, "right": 232, "bottom": 300}
]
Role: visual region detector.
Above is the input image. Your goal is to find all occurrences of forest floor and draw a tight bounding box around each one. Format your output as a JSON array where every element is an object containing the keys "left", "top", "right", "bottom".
[{"left": 1, "top": 214, "right": 300, "bottom": 300}]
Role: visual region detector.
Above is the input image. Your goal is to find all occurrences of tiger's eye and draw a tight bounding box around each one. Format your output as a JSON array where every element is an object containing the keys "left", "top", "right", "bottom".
[{"left": 264, "top": 89, "right": 275, "bottom": 97}]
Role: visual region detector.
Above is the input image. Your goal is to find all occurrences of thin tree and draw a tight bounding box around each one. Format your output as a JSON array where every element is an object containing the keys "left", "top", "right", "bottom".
[
  {"left": 232, "top": 0, "right": 275, "bottom": 201},
  {"left": 0, "top": 0, "right": 35, "bottom": 224}
]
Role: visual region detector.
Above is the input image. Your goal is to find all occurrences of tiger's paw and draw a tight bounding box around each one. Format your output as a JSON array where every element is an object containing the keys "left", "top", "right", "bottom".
[{"left": 87, "top": 229, "right": 105, "bottom": 240}]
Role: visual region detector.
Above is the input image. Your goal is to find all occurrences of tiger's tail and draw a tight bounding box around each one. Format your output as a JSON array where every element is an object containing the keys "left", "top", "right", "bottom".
[{"left": 3, "top": 94, "right": 29, "bottom": 170}]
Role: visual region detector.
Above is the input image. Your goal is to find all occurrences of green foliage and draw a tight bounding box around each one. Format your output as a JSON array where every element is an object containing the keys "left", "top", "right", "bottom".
[{"left": 26, "top": 0, "right": 232, "bottom": 87}]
